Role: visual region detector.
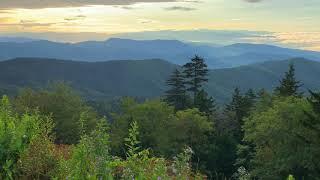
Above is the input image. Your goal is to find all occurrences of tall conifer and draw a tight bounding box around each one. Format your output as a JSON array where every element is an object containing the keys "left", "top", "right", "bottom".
[
  {"left": 164, "top": 69, "right": 188, "bottom": 110},
  {"left": 183, "top": 55, "right": 209, "bottom": 105},
  {"left": 275, "top": 63, "right": 302, "bottom": 97}
]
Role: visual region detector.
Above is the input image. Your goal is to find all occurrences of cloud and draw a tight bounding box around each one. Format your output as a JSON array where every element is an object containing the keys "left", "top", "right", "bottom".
[
  {"left": 0, "top": 10, "right": 12, "bottom": 13},
  {"left": 19, "top": 20, "right": 57, "bottom": 27},
  {"left": 164, "top": 6, "right": 197, "bottom": 11},
  {"left": 243, "top": 0, "right": 263, "bottom": 3},
  {"left": 180, "top": 0, "right": 202, "bottom": 3},
  {"left": 0, "top": 32, "right": 112, "bottom": 42},
  {"left": 0, "top": 19, "right": 57, "bottom": 28},
  {"left": 113, "top": 5, "right": 137, "bottom": 10},
  {"left": 0, "top": 0, "right": 179, "bottom": 9},
  {"left": 64, "top": 15, "right": 86, "bottom": 21},
  {"left": 0, "top": 17, "right": 12, "bottom": 23},
  {"left": 138, "top": 18, "right": 157, "bottom": 24}
]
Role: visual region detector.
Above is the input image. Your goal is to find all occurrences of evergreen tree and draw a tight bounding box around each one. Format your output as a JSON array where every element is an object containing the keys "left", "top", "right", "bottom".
[
  {"left": 183, "top": 55, "right": 209, "bottom": 104},
  {"left": 242, "top": 89, "right": 257, "bottom": 114},
  {"left": 304, "top": 90, "right": 320, "bottom": 137},
  {"left": 164, "top": 69, "right": 189, "bottom": 110},
  {"left": 195, "top": 89, "right": 217, "bottom": 116},
  {"left": 224, "top": 88, "right": 252, "bottom": 140},
  {"left": 275, "top": 63, "right": 302, "bottom": 97},
  {"left": 244, "top": 89, "right": 256, "bottom": 105},
  {"left": 302, "top": 91, "right": 320, "bottom": 174},
  {"left": 225, "top": 88, "right": 245, "bottom": 119},
  {"left": 234, "top": 89, "right": 257, "bottom": 170}
]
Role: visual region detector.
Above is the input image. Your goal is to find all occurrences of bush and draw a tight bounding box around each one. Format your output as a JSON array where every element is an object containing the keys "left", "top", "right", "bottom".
[
  {"left": 0, "top": 95, "right": 57, "bottom": 179},
  {"left": 17, "top": 134, "right": 58, "bottom": 179},
  {"left": 13, "top": 83, "right": 98, "bottom": 144},
  {"left": 54, "top": 120, "right": 203, "bottom": 179}
]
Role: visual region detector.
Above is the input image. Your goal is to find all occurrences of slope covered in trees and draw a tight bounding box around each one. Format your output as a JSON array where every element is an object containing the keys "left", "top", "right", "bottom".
[
  {"left": 1, "top": 57, "right": 320, "bottom": 103},
  {"left": 1, "top": 55, "right": 320, "bottom": 179}
]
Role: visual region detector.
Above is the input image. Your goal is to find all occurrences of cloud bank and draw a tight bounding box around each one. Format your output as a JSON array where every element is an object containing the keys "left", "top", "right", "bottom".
[
  {"left": 0, "top": 0, "right": 178, "bottom": 9},
  {"left": 164, "top": 6, "right": 197, "bottom": 11},
  {"left": 243, "top": 0, "right": 263, "bottom": 3}
]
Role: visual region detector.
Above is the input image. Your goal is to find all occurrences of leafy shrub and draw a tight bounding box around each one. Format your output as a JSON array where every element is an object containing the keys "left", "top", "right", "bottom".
[
  {"left": 54, "top": 118, "right": 113, "bottom": 179},
  {"left": 13, "top": 83, "right": 98, "bottom": 144},
  {"left": 17, "top": 133, "right": 57, "bottom": 179},
  {"left": 119, "top": 121, "right": 169, "bottom": 179},
  {"left": 0, "top": 95, "right": 56, "bottom": 179}
]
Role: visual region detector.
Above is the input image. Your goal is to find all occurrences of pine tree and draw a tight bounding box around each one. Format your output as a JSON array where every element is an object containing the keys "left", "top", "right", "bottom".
[
  {"left": 225, "top": 88, "right": 243, "bottom": 114},
  {"left": 243, "top": 89, "right": 257, "bottom": 112},
  {"left": 224, "top": 88, "right": 251, "bottom": 140},
  {"left": 164, "top": 69, "right": 189, "bottom": 110},
  {"left": 195, "top": 89, "right": 217, "bottom": 116},
  {"left": 304, "top": 90, "right": 320, "bottom": 136},
  {"left": 275, "top": 63, "right": 302, "bottom": 97},
  {"left": 183, "top": 55, "right": 209, "bottom": 105},
  {"left": 302, "top": 91, "right": 320, "bottom": 174}
]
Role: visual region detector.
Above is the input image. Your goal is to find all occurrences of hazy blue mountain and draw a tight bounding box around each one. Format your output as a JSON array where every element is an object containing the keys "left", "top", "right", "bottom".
[
  {"left": 207, "top": 58, "right": 320, "bottom": 102},
  {"left": 75, "top": 38, "right": 201, "bottom": 64},
  {"left": 0, "top": 38, "right": 320, "bottom": 68},
  {"left": 0, "top": 57, "right": 319, "bottom": 103},
  {"left": 217, "top": 43, "right": 320, "bottom": 67},
  {"left": 0, "top": 37, "right": 38, "bottom": 43}
]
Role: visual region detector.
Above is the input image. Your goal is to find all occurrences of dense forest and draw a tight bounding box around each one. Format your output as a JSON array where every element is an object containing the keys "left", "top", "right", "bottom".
[{"left": 1, "top": 55, "right": 320, "bottom": 179}]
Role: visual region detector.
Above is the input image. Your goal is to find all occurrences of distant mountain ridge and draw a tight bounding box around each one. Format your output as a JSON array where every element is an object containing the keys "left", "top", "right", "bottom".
[
  {"left": 0, "top": 57, "right": 319, "bottom": 103},
  {"left": 0, "top": 38, "right": 320, "bottom": 68},
  {"left": 0, "top": 37, "right": 38, "bottom": 43}
]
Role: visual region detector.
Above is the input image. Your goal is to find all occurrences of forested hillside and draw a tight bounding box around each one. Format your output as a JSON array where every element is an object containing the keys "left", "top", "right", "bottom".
[
  {"left": 1, "top": 0, "right": 320, "bottom": 179},
  {"left": 1, "top": 55, "right": 320, "bottom": 179},
  {"left": 1, "top": 57, "right": 320, "bottom": 103}
]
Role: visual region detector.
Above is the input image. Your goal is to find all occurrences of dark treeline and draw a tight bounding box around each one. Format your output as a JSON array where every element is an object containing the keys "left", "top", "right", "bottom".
[{"left": 0, "top": 56, "right": 320, "bottom": 179}]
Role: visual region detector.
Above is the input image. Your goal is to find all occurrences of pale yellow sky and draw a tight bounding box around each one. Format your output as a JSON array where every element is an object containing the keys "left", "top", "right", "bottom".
[{"left": 0, "top": 0, "right": 319, "bottom": 50}]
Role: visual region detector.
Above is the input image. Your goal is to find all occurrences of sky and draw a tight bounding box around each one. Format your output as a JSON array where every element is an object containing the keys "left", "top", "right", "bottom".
[{"left": 0, "top": 0, "right": 319, "bottom": 50}]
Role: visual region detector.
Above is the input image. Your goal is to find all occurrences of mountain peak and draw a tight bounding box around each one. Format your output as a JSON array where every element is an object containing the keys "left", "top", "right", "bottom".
[
  {"left": 224, "top": 43, "right": 281, "bottom": 49},
  {"left": 106, "top": 38, "right": 184, "bottom": 44}
]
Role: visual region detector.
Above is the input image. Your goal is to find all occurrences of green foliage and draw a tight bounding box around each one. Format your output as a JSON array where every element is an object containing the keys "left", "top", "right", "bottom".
[
  {"left": 55, "top": 118, "right": 112, "bottom": 179},
  {"left": 111, "top": 98, "right": 175, "bottom": 156},
  {"left": 233, "top": 166, "right": 251, "bottom": 180},
  {"left": 164, "top": 68, "right": 190, "bottom": 110},
  {"left": 182, "top": 55, "right": 214, "bottom": 114},
  {"left": 118, "top": 121, "right": 202, "bottom": 179},
  {"left": 275, "top": 63, "right": 302, "bottom": 97},
  {"left": 119, "top": 121, "right": 169, "bottom": 179},
  {"left": 171, "top": 147, "right": 194, "bottom": 178},
  {"left": 165, "top": 57, "right": 215, "bottom": 116},
  {"left": 3, "top": 58, "right": 320, "bottom": 179},
  {"left": 173, "top": 109, "right": 213, "bottom": 149},
  {"left": 0, "top": 95, "right": 56, "bottom": 179},
  {"left": 17, "top": 133, "right": 57, "bottom": 179},
  {"left": 195, "top": 89, "right": 217, "bottom": 116},
  {"left": 124, "top": 121, "right": 141, "bottom": 158},
  {"left": 243, "top": 96, "right": 320, "bottom": 179},
  {"left": 223, "top": 88, "right": 256, "bottom": 142},
  {"left": 304, "top": 90, "right": 320, "bottom": 137},
  {"left": 183, "top": 55, "right": 209, "bottom": 102},
  {"left": 287, "top": 174, "right": 295, "bottom": 180},
  {"left": 111, "top": 99, "right": 213, "bottom": 157},
  {"left": 13, "top": 83, "right": 98, "bottom": 144},
  {"left": 53, "top": 119, "right": 200, "bottom": 179}
]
